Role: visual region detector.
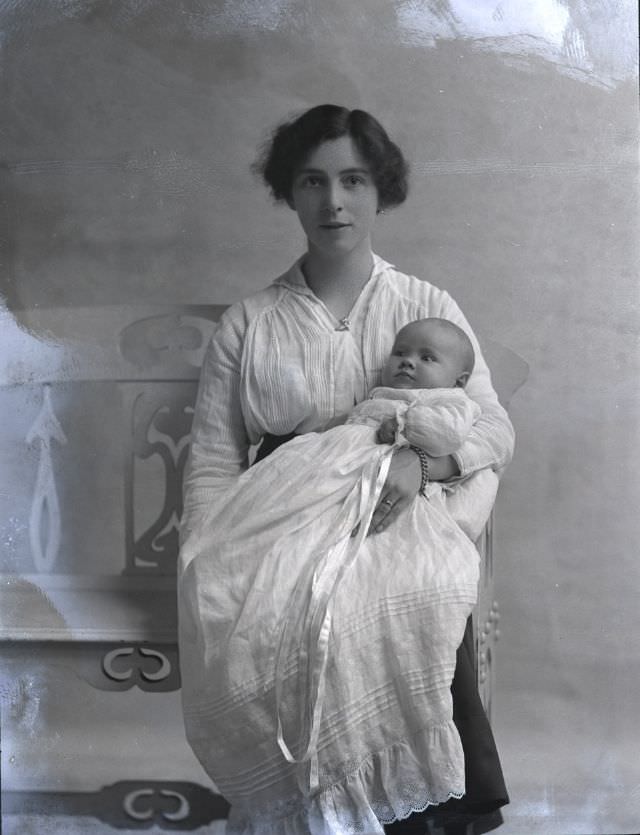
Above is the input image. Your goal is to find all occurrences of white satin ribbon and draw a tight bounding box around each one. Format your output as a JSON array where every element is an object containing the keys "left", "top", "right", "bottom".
[{"left": 274, "top": 446, "right": 395, "bottom": 793}]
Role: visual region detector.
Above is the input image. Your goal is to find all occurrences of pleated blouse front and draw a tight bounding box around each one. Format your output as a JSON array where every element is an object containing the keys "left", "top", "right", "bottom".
[{"left": 182, "top": 253, "right": 514, "bottom": 537}]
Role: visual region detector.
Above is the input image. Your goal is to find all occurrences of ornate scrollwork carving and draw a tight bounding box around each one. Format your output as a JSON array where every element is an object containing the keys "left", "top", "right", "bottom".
[
  {"left": 123, "top": 788, "right": 154, "bottom": 821},
  {"left": 138, "top": 647, "right": 172, "bottom": 682},
  {"left": 160, "top": 790, "right": 191, "bottom": 822},
  {"left": 4, "top": 780, "right": 230, "bottom": 828},
  {"left": 124, "top": 386, "right": 196, "bottom": 574},
  {"left": 26, "top": 385, "right": 67, "bottom": 572},
  {"left": 119, "top": 314, "right": 217, "bottom": 372},
  {"left": 100, "top": 645, "right": 178, "bottom": 690},
  {"left": 109, "top": 780, "right": 229, "bottom": 829},
  {"left": 478, "top": 600, "right": 500, "bottom": 721},
  {"left": 124, "top": 788, "right": 190, "bottom": 822},
  {"left": 480, "top": 645, "right": 493, "bottom": 719},
  {"left": 102, "top": 647, "right": 136, "bottom": 682},
  {"left": 479, "top": 601, "right": 501, "bottom": 653}
]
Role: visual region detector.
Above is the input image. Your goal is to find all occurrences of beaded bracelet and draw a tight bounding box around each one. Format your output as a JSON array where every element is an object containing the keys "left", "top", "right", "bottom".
[{"left": 408, "top": 445, "right": 430, "bottom": 497}]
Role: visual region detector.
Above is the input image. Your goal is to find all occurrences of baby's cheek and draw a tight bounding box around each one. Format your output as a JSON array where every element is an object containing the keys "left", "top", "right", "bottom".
[{"left": 380, "top": 365, "right": 394, "bottom": 387}]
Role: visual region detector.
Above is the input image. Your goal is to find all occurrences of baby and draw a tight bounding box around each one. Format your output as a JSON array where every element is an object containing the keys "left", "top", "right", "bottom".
[
  {"left": 372, "top": 316, "right": 475, "bottom": 445},
  {"left": 383, "top": 317, "right": 475, "bottom": 392},
  {"left": 357, "top": 317, "right": 498, "bottom": 541}
]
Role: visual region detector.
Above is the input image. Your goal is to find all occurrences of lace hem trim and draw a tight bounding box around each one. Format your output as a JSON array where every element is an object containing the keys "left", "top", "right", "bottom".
[
  {"left": 377, "top": 789, "right": 465, "bottom": 825},
  {"left": 225, "top": 721, "right": 466, "bottom": 834}
]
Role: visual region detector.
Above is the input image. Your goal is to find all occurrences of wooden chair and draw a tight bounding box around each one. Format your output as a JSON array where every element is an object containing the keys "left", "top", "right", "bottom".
[{"left": 0, "top": 304, "right": 527, "bottom": 831}]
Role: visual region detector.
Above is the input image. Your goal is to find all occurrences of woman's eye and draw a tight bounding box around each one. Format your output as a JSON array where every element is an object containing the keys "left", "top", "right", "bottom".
[
  {"left": 344, "top": 175, "right": 365, "bottom": 187},
  {"left": 303, "top": 176, "right": 321, "bottom": 187}
]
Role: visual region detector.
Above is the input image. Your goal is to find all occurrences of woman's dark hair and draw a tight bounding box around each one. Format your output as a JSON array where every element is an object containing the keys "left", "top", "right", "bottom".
[{"left": 254, "top": 104, "right": 409, "bottom": 210}]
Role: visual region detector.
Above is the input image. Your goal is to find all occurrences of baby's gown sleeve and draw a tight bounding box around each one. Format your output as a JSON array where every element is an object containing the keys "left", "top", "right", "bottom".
[
  {"left": 399, "top": 388, "right": 481, "bottom": 456},
  {"left": 362, "top": 387, "right": 499, "bottom": 542},
  {"left": 403, "top": 388, "right": 499, "bottom": 541}
]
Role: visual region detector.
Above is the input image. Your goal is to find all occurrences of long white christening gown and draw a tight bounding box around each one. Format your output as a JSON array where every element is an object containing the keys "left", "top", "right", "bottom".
[{"left": 178, "top": 386, "right": 485, "bottom": 834}]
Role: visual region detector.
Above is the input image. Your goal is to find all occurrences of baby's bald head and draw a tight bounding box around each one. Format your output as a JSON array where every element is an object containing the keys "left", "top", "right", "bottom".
[{"left": 382, "top": 318, "right": 475, "bottom": 390}]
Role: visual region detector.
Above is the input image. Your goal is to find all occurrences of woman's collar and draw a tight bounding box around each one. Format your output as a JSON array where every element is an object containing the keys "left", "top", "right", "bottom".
[{"left": 274, "top": 253, "right": 394, "bottom": 293}]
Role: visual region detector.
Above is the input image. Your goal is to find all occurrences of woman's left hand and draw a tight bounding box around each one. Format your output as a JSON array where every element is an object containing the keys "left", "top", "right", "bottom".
[{"left": 368, "top": 448, "right": 459, "bottom": 535}]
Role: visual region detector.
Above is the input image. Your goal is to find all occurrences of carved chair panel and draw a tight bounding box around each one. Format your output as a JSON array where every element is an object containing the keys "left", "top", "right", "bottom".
[{"left": 1, "top": 305, "right": 527, "bottom": 825}]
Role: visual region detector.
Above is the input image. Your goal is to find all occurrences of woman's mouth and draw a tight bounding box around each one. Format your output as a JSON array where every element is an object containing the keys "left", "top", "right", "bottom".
[{"left": 320, "top": 222, "right": 352, "bottom": 230}]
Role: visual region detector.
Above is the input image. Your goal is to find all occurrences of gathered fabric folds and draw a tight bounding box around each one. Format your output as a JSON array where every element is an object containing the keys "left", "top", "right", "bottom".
[
  {"left": 224, "top": 726, "right": 466, "bottom": 834},
  {"left": 178, "top": 422, "right": 480, "bottom": 833}
]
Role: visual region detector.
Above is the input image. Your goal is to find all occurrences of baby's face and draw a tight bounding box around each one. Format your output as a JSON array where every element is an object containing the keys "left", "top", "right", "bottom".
[{"left": 381, "top": 323, "right": 467, "bottom": 390}]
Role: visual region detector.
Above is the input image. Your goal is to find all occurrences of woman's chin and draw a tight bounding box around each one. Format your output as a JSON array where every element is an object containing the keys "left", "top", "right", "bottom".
[{"left": 308, "top": 230, "right": 370, "bottom": 258}]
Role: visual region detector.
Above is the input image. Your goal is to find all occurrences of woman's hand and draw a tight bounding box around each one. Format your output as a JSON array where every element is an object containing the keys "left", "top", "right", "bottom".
[{"left": 368, "top": 448, "right": 460, "bottom": 535}]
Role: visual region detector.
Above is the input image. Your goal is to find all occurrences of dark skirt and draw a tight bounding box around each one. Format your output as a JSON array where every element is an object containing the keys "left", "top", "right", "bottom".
[{"left": 255, "top": 434, "right": 509, "bottom": 833}]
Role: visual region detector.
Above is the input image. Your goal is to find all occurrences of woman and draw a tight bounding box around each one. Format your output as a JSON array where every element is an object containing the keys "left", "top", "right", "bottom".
[{"left": 179, "top": 104, "right": 513, "bottom": 834}]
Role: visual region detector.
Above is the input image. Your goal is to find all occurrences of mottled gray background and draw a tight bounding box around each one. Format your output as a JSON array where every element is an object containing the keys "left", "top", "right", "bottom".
[{"left": 1, "top": 1, "right": 639, "bottom": 833}]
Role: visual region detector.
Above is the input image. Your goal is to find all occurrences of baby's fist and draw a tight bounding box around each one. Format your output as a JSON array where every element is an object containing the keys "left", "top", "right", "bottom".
[{"left": 376, "top": 416, "right": 398, "bottom": 445}]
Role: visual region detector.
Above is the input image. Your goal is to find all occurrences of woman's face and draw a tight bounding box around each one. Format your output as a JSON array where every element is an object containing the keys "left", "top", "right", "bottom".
[{"left": 288, "top": 136, "right": 379, "bottom": 258}]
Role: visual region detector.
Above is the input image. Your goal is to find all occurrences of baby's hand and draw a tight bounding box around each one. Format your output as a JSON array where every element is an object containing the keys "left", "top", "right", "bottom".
[{"left": 376, "top": 416, "right": 398, "bottom": 445}]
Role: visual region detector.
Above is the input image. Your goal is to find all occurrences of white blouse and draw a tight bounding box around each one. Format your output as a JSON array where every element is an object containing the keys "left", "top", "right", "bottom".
[{"left": 183, "top": 254, "right": 514, "bottom": 524}]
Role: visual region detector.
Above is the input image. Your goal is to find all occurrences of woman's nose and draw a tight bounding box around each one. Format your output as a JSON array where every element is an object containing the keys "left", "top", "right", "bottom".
[{"left": 323, "top": 182, "right": 343, "bottom": 212}]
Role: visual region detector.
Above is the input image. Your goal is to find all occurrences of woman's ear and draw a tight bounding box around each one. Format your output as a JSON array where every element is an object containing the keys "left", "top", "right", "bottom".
[{"left": 455, "top": 371, "right": 470, "bottom": 388}]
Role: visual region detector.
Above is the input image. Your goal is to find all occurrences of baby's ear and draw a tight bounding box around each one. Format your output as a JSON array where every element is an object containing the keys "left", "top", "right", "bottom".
[{"left": 455, "top": 371, "right": 470, "bottom": 388}]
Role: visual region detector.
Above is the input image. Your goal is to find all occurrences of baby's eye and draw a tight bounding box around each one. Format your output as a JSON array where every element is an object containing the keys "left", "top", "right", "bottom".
[{"left": 421, "top": 354, "right": 435, "bottom": 362}]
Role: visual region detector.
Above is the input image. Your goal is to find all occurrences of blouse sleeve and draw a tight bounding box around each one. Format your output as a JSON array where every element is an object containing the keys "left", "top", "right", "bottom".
[
  {"left": 436, "top": 294, "right": 515, "bottom": 478},
  {"left": 181, "top": 308, "right": 250, "bottom": 529},
  {"left": 402, "top": 392, "right": 481, "bottom": 457}
]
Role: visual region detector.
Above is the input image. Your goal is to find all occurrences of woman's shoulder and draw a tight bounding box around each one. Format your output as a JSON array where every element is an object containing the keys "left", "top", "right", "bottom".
[
  {"left": 216, "top": 260, "right": 303, "bottom": 331},
  {"left": 373, "top": 255, "right": 457, "bottom": 315}
]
